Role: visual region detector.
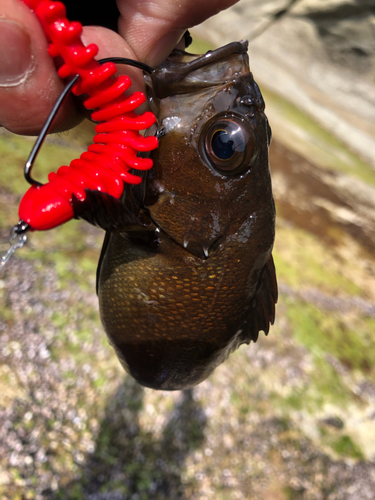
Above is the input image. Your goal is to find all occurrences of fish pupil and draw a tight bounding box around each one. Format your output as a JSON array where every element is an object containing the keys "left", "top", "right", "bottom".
[{"left": 212, "top": 130, "right": 235, "bottom": 160}]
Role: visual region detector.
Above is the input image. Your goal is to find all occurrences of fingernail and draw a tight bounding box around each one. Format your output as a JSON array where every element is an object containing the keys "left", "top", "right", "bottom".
[
  {"left": 146, "top": 31, "right": 185, "bottom": 67},
  {"left": 0, "top": 20, "right": 35, "bottom": 87}
]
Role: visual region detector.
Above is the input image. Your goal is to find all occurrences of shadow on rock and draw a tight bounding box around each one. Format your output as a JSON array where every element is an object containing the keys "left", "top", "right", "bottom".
[{"left": 56, "top": 377, "right": 207, "bottom": 499}]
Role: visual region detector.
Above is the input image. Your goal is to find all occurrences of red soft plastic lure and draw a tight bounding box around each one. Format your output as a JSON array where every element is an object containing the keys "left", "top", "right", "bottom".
[{"left": 18, "top": 0, "right": 158, "bottom": 231}]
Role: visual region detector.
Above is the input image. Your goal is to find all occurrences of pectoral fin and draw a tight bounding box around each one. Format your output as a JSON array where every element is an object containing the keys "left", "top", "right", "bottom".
[
  {"left": 243, "top": 254, "right": 278, "bottom": 343},
  {"left": 96, "top": 230, "right": 112, "bottom": 295}
]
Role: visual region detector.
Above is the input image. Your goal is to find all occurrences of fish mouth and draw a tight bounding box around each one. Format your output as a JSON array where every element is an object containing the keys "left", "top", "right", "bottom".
[{"left": 145, "top": 40, "right": 250, "bottom": 100}]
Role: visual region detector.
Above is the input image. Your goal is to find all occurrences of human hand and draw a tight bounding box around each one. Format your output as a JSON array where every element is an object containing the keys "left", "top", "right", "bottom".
[{"left": 0, "top": 0, "right": 238, "bottom": 135}]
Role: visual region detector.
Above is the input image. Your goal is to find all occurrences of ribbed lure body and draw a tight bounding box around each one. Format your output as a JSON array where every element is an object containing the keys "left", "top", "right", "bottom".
[{"left": 19, "top": 0, "right": 158, "bottom": 230}]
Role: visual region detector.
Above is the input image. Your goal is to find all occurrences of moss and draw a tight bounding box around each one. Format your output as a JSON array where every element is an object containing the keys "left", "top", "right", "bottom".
[
  {"left": 287, "top": 299, "right": 375, "bottom": 376},
  {"left": 331, "top": 435, "right": 364, "bottom": 460},
  {"left": 283, "top": 392, "right": 304, "bottom": 411},
  {"left": 188, "top": 38, "right": 215, "bottom": 55},
  {"left": 0, "top": 132, "right": 84, "bottom": 195},
  {"left": 50, "top": 327, "right": 98, "bottom": 366},
  {"left": 317, "top": 421, "right": 365, "bottom": 461},
  {"left": 92, "top": 373, "right": 110, "bottom": 389},
  {"left": 31, "top": 219, "right": 101, "bottom": 252},
  {"left": 57, "top": 482, "right": 84, "bottom": 500},
  {"left": 35, "top": 221, "right": 89, "bottom": 253},
  {"left": 230, "top": 391, "right": 251, "bottom": 415},
  {"left": 0, "top": 305, "right": 15, "bottom": 324},
  {"left": 22, "top": 246, "right": 98, "bottom": 296},
  {"left": 51, "top": 311, "right": 70, "bottom": 330},
  {"left": 309, "top": 356, "right": 351, "bottom": 407},
  {"left": 278, "top": 357, "right": 350, "bottom": 413},
  {"left": 283, "top": 486, "right": 305, "bottom": 500},
  {"left": 273, "top": 224, "right": 362, "bottom": 296},
  {"left": 257, "top": 295, "right": 375, "bottom": 413}
]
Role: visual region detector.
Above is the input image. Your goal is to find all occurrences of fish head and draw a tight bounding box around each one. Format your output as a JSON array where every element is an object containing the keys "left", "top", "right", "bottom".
[{"left": 143, "top": 40, "right": 274, "bottom": 260}]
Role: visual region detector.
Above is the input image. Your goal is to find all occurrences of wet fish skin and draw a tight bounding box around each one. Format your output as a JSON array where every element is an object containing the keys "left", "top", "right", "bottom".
[{"left": 97, "top": 41, "right": 277, "bottom": 390}]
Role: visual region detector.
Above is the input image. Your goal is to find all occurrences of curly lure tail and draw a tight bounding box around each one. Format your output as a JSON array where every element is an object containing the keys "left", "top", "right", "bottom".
[{"left": 19, "top": 0, "right": 158, "bottom": 231}]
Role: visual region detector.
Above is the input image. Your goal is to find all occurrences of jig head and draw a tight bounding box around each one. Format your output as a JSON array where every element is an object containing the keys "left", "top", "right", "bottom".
[{"left": 14, "top": 0, "right": 158, "bottom": 235}]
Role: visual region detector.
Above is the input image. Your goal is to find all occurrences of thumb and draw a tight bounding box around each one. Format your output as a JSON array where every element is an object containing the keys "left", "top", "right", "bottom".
[{"left": 0, "top": 0, "right": 79, "bottom": 135}]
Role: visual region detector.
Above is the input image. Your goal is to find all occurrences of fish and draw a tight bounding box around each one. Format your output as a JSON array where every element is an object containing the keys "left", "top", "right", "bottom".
[{"left": 93, "top": 41, "right": 277, "bottom": 390}]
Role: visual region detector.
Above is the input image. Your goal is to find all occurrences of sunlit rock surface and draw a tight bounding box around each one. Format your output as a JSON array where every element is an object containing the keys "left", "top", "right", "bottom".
[{"left": 193, "top": 0, "right": 375, "bottom": 167}]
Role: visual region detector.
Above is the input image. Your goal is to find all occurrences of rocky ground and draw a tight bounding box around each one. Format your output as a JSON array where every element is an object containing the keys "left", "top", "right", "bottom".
[
  {"left": 1, "top": 5, "right": 375, "bottom": 496},
  {"left": 1, "top": 107, "right": 375, "bottom": 499}
]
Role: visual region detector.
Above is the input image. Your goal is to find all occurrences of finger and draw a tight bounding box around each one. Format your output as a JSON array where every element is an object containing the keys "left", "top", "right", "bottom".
[
  {"left": 116, "top": 0, "right": 239, "bottom": 66},
  {"left": 1, "top": 0, "right": 146, "bottom": 136},
  {"left": 77, "top": 26, "right": 151, "bottom": 122},
  {"left": 0, "top": 0, "right": 79, "bottom": 135},
  {"left": 81, "top": 26, "right": 146, "bottom": 95}
]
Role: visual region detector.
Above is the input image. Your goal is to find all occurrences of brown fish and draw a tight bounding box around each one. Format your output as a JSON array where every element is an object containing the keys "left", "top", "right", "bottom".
[{"left": 95, "top": 41, "right": 277, "bottom": 390}]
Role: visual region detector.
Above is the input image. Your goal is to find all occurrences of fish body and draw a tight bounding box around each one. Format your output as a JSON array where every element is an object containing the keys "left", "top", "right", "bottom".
[{"left": 96, "top": 41, "right": 277, "bottom": 390}]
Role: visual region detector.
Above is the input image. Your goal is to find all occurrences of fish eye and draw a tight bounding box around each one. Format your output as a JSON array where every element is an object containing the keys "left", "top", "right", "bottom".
[{"left": 200, "top": 116, "right": 256, "bottom": 175}]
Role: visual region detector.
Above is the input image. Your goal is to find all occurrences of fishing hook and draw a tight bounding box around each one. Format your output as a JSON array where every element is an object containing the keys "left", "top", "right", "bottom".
[{"left": 25, "top": 58, "right": 155, "bottom": 187}]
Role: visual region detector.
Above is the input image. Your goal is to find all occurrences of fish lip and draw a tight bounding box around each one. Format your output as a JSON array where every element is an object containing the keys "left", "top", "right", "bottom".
[
  {"left": 165, "top": 40, "right": 249, "bottom": 75},
  {"left": 145, "top": 40, "right": 250, "bottom": 99}
]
